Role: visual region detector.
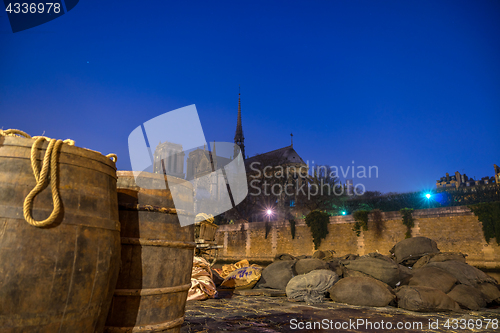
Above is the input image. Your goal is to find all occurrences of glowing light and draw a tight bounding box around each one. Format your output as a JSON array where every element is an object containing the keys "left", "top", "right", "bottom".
[
  {"left": 341, "top": 211, "right": 346, "bottom": 215},
  {"left": 266, "top": 209, "right": 272, "bottom": 215},
  {"left": 425, "top": 193, "right": 431, "bottom": 199}
]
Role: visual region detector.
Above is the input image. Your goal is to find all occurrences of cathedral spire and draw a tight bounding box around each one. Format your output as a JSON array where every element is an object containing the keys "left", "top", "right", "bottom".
[{"left": 234, "top": 87, "right": 246, "bottom": 159}]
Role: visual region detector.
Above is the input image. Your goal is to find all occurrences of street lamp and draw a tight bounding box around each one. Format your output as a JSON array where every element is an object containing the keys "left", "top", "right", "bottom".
[{"left": 265, "top": 208, "right": 274, "bottom": 222}]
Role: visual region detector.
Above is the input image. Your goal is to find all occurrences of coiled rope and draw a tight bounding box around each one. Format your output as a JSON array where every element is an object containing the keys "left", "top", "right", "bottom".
[{"left": 0, "top": 129, "right": 117, "bottom": 227}]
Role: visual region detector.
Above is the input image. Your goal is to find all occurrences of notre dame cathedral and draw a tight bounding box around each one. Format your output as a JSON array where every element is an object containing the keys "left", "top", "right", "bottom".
[{"left": 152, "top": 92, "right": 307, "bottom": 217}]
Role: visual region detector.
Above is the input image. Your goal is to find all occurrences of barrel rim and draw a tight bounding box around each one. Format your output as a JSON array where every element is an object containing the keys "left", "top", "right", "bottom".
[
  {"left": 117, "top": 170, "right": 194, "bottom": 189},
  {"left": 0, "top": 136, "right": 116, "bottom": 170}
]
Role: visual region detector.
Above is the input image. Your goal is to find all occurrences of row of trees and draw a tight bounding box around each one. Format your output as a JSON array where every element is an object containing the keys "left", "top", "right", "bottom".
[{"left": 343, "top": 186, "right": 500, "bottom": 214}]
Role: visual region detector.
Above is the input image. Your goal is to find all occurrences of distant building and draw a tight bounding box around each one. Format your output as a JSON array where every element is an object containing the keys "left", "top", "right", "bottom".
[
  {"left": 153, "top": 141, "right": 185, "bottom": 179},
  {"left": 153, "top": 141, "right": 230, "bottom": 212},
  {"left": 153, "top": 90, "right": 309, "bottom": 221},
  {"left": 436, "top": 166, "right": 498, "bottom": 192},
  {"left": 243, "top": 144, "right": 308, "bottom": 221}
]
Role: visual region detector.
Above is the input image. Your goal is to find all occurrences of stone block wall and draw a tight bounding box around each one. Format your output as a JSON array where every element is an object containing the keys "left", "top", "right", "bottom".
[{"left": 215, "top": 206, "right": 500, "bottom": 270}]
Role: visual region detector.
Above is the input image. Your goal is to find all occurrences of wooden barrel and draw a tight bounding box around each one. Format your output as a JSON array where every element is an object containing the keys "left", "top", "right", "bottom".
[
  {"left": 0, "top": 136, "right": 121, "bottom": 332},
  {"left": 104, "top": 171, "right": 195, "bottom": 333}
]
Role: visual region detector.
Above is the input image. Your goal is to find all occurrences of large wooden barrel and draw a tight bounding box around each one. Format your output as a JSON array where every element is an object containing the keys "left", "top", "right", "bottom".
[
  {"left": 105, "top": 171, "right": 195, "bottom": 333},
  {"left": 0, "top": 136, "right": 121, "bottom": 332}
]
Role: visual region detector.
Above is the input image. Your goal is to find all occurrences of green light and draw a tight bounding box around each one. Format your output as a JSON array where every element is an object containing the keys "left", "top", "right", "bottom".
[{"left": 341, "top": 211, "right": 346, "bottom": 215}]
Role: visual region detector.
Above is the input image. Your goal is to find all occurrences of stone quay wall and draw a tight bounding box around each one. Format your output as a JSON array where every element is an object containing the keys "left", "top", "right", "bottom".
[{"left": 215, "top": 206, "right": 500, "bottom": 270}]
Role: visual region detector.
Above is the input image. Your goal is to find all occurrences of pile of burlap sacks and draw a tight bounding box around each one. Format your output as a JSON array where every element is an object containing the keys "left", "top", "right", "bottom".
[
  {"left": 187, "top": 258, "right": 263, "bottom": 301},
  {"left": 192, "top": 237, "right": 500, "bottom": 312}
]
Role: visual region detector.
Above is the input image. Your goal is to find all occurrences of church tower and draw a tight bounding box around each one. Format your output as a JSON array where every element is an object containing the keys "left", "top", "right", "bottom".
[{"left": 234, "top": 90, "right": 246, "bottom": 159}]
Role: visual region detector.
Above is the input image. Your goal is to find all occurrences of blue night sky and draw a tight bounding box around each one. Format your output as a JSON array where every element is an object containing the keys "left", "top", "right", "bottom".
[{"left": 1, "top": 0, "right": 499, "bottom": 194}]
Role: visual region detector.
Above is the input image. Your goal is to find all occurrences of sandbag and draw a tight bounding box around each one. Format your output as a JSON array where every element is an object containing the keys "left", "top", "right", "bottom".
[
  {"left": 341, "top": 256, "right": 410, "bottom": 288},
  {"left": 329, "top": 276, "right": 395, "bottom": 307},
  {"left": 447, "top": 285, "right": 487, "bottom": 310},
  {"left": 413, "top": 252, "right": 467, "bottom": 269},
  {"left": 286, "top": 270, "right": 339, "bottom": 304},
  {"left": 312, "top": 250, "right": 336, "bottom": 261},
  {"left": 476, "top": 282, "right": 500, "bottom": 304},
  {"left": 326, "top": 259, "right": 343, "bottom": 277},
  {"left": 395, "top": 286, "right": 460, "bottom": 312},
  {"left": 274, "top": 253, "right": 297, "bottom": 261},
  {"left": 367, "top": 252, "right": 394, "bottom": 262},
  {"left": 220, "top": 265, "right": 263, "bottom": 289},
  {"left": 338, "top": 253, "right": 359, "bottom": 260},
  {"left": 425, "top": 261, "right": 496, "bottom": 287},
  {"left": 295, "top": 259, "right": 329, "bottom": 275},
  {"left": 187, "top": 257, "right": 217, "bottom": 301},
  {"left": 390, "top": 237, "right": 440, "bottom": 266},
  {"left": 296, "top": 255, "right": 312, "bottom": 260},
  {"left": 342, "top": 268, "right": 371, "bottom": 278},
  {"left": 255, "top": 260, "right": 297, "bottom": 290},
  {"left": 407, "top": 266, "right": 458, "bottom": 293}
]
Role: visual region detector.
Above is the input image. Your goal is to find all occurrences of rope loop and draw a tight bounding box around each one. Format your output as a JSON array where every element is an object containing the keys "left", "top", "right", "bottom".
[
  {"left": 106, "top": 153, "right": 118, "bottom": 163},
  {"left": 23, "top": 136, "right": 66, "bottom": 227}
]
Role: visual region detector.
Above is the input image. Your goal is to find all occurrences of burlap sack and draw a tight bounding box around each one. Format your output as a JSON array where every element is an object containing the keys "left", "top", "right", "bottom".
[
  {"left": 187, "top": 257, "right": 217, "bottom": 301},
  {"left": 295, "top": 259, "right": 330, "bottom": 275},
  {"left": 255, "top": 260, "right": 297, "bottom": 290},
  {"left": 326, "top": 259, "right": 344, "bottom": 277},
  {"left": 342, "top": 268, "right": 371, "bottom": 278},
  {"left": 341, "top": 255, "right": 411, "bottom": 288},
  {"left": 390, "top": 237, "right": 440, "bottom": 266},
  {"left": 425, "top": 261, "right": 496, "bottom": 287},
  {"left": 395, "top": 286, "right": 460, "bottom": 312},
  {"left": 312, "top": 250, "right": 336, "bottom": 261},
  {"left": 413, "top": 252, "right": 467, "bottom": 269},
  {"left": 367, "top": 252, "right": 395, "bottom": 262},
  {"left": 338, "top": 253, "right": 359, "bottom": 260},
  {"left": 220, "top": 265, "right": 263, "bottom": 289},
  {"left": 476, "top": 282, "right": 500, "bottom": 304},
  {"left": 296, "top": 255, "right": 312, "bottom": 260},
  {"left": 407, "top": 266, "right": 458, "bottom": 293},
  {"left": 447, "top": 284, "right": 487, "bottom": 310},
  {"left": 274, "top": 253, "right": 297, "bottom": 261},
  {"left": 329, "top": 276, "right": 395, "bottom": 307},
  {"left": 221, "top": 259, "right": 250, "bottom": 278},
  {"left": 286, "top": 270, "right": 339, "bottom": 304}
]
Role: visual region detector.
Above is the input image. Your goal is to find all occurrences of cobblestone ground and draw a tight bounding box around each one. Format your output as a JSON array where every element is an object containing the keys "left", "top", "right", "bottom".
[{"left": 182, "top": 290, "right": 500, "bottom": 333}]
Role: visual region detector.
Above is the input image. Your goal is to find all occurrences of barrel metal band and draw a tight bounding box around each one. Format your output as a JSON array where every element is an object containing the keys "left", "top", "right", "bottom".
[
  {"left": 104, "top": 316, "right": 185, "bottom": 333},
  {"left": 118, "top": 203, "right": 194, "bottom": 216},
  {"left": 114, "top": 283, "right": 191, "bottom": 296},
  {"left": 121, "top": 237, "right": 196, "bottom": 249},
  {"left": 0, "top": 205, "right": 120, "bottom": 231}
]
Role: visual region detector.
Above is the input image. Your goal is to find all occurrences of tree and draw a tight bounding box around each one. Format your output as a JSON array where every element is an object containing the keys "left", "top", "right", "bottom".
[
  {"left": 295, "top": 165, "right": 345, "bottom": 214},
  {"left": 305, "top": 210, "right": 330, "bottom": 249}
]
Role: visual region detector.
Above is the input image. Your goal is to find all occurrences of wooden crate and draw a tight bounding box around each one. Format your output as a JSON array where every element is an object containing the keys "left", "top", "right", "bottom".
[{"left": 195, "top": 220, "right": 218, "bottom": 242}]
